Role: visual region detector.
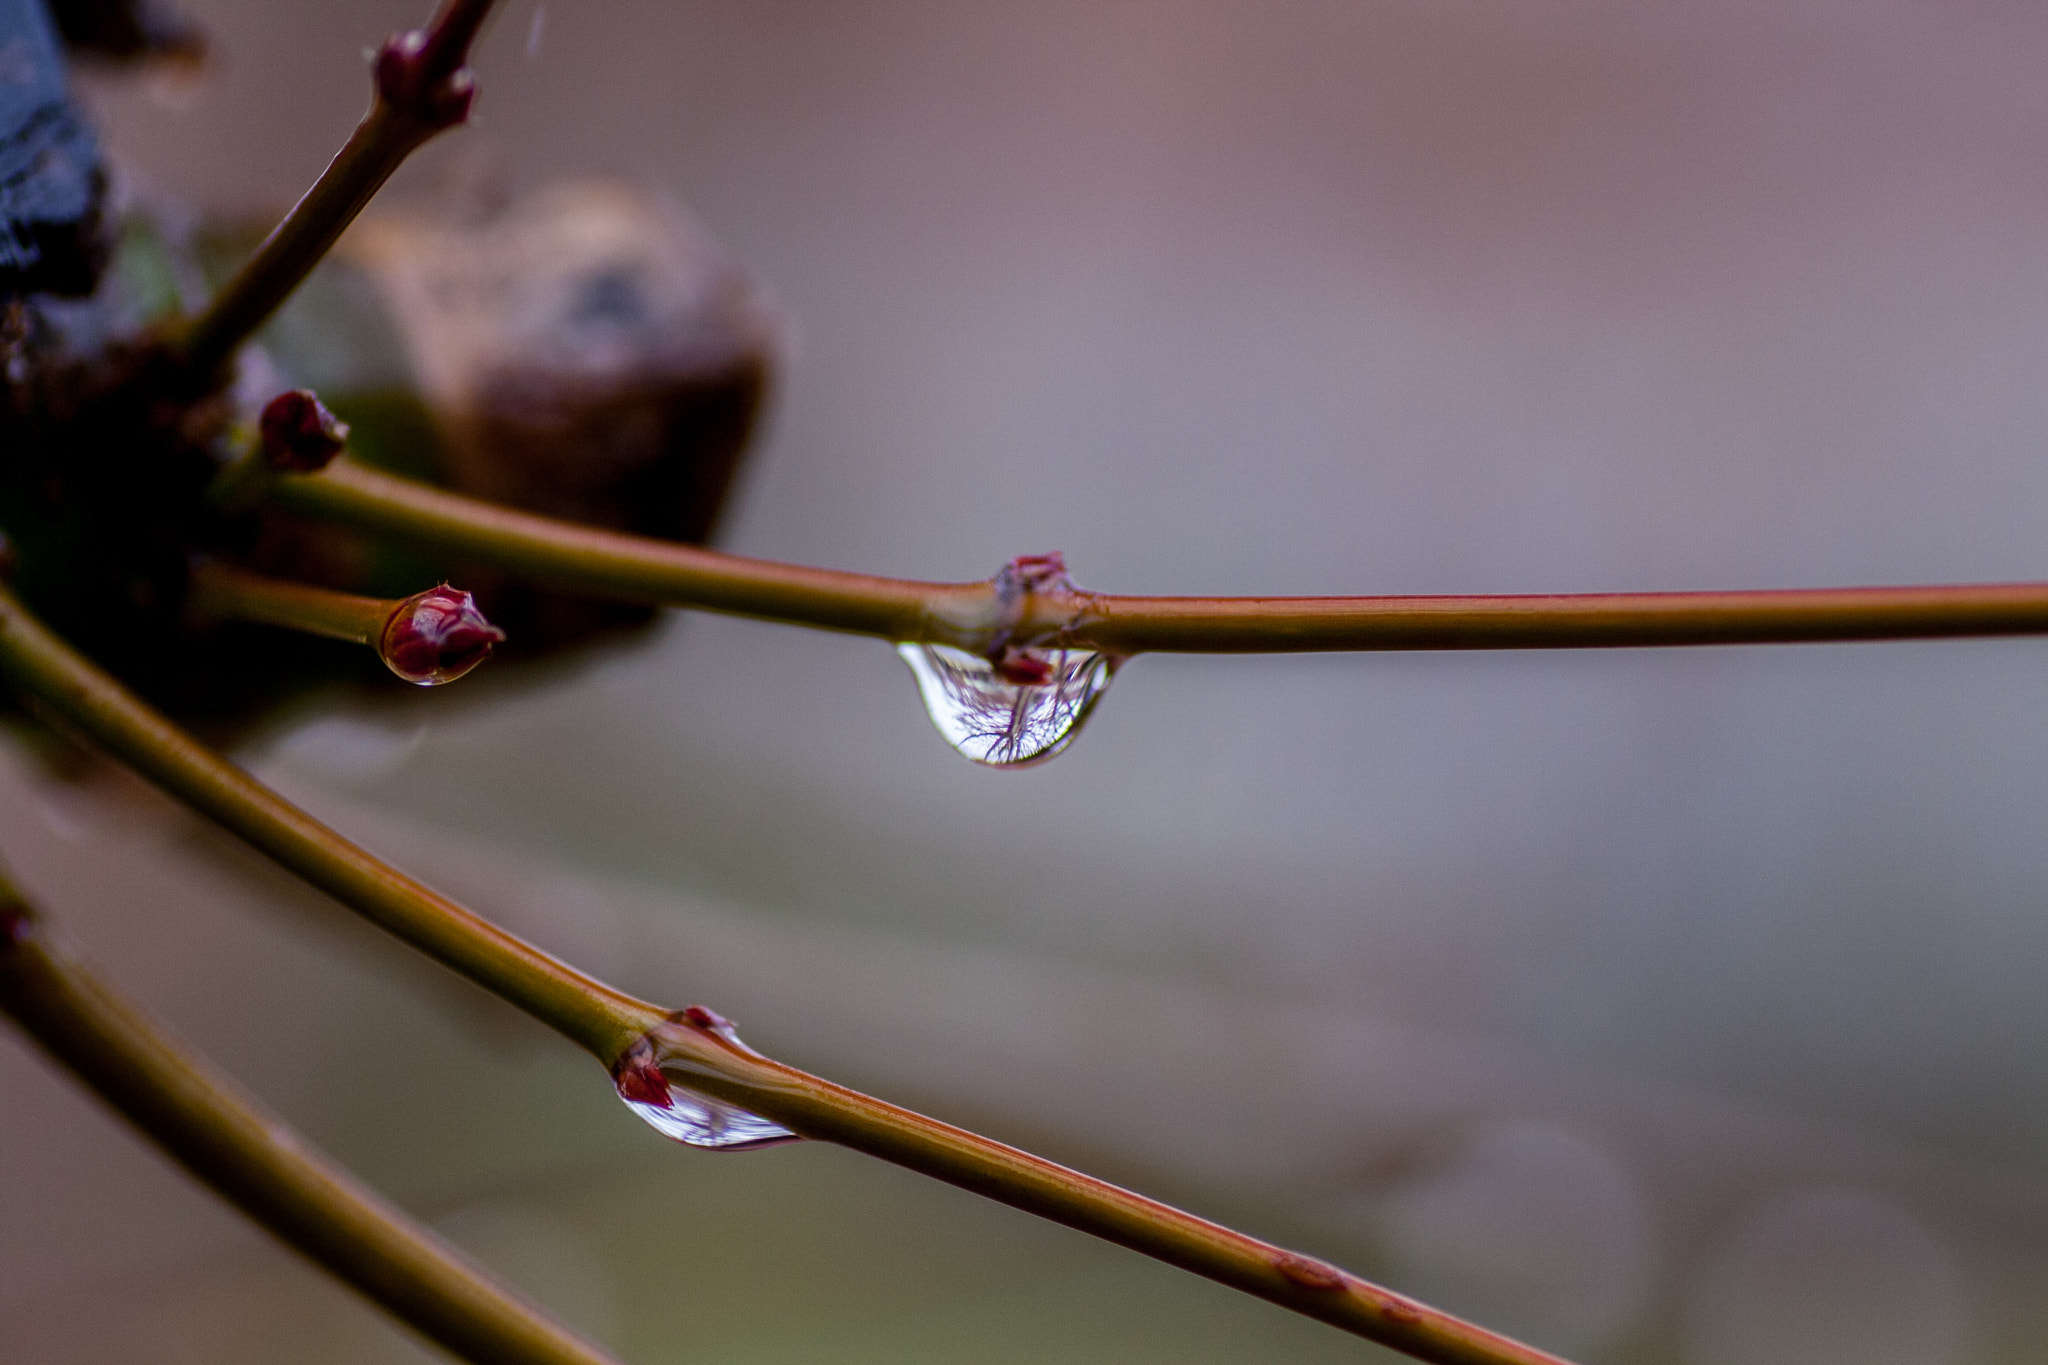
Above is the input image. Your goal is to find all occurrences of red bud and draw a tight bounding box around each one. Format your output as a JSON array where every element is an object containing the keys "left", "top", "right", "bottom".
[
  {"left": 378, "top": 585, "right": 505, "bottom": 685},
  {"left": 612, "top": 1055, "right": 673, "bottom": 1110},
  {"left": 374, "top": 28, "right": 476, "bottom": 130},
  {"left": 258, "top": 390, "right": 349, "bottom": 473},
  {"left": 992, "top": 653, "right": 1055, "bottom": 686}
]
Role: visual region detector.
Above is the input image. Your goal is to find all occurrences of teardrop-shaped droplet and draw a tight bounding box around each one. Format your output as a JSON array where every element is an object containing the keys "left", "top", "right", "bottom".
[
  {"left": 897, "top": 642, "right": 1116, "bottom": 768},
  {"left": 619, "top": 1081, "right": 800, "bottom": 1151},
  {"left": 612, "top": 1019, "right": 801, "bottom": 1152}
]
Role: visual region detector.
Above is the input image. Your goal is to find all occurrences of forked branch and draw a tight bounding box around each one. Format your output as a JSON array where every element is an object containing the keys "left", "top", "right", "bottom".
[
  {"left": 0, "top": 884, "right": 630, "bottom": 1365},
  {"left": 276, "top": 459, "right": 2048, "bottom": 657},
  {"left": 170, "top": 0, "right": 500, "bottom": 380},
  {"left": 0, "top": 587, "right": 653, "bottom": 1061},
  {"left": 0, "top": 584, "right": 1570, "bottom": 1365}
]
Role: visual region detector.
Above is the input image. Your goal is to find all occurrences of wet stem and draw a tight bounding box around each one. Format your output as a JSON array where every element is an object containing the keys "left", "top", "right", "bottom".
[
  {"left": 22, "top": 0, "right": 2048, "bottom": 1361},
  {"left": 0, "top": 885, "right": 629, "bottom": 1365},
  {"left": 273, "top": 459, "right": 2048, "bottom": 657},
  {"left": 0, "top": 583, "right": 1570, "bottom": 1365}
]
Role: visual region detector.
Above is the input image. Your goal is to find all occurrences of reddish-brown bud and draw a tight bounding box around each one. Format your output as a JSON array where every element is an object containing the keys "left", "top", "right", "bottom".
[
  {"left": 374, "top": 28, "right": 476, "bottom": 130},
  {"left": 1001, "top": 552, "right": 1072, "bottom": 596},
  {"left": 1273, "top": 1253, "right": 1347, "bottom": 1291},
  {"left": 377, "top": 585, "right": 506, "bottom": 685},
  {"left": 258, "top": 390, "right": 350, "bottom": 473},
  {"left": 612, "top": 1050, "right": 673, "bottom": 1110},
  {"left": 991, "top": 652, "right": 1055, "bottom": 686},
  {"left": 668, "top": 1004, "right": 765, "bottom": 1055},
  {"left": 984, "top": 552, "right": 1078, "bottom": 682}
]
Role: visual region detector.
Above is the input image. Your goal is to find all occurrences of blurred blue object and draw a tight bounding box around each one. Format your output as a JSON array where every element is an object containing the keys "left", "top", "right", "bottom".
[{"left": 0, "top": 0, "right": 103, "bottom": 296}]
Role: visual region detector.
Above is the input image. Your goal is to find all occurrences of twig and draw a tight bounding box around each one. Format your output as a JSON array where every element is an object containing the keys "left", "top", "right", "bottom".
[
  {"left": 170, "top": 0, "right": 501, "bottom": 380},
  {"left": 0, "top": 586, "right": 652, "bottom": 1061},
  {"left": 187, "top": 561, "right": 506, "bottom": 685},
  {"left": 275, "top": 460, "right": 2048, "bottom": 657},
  {"left": 187, "top": 561, "right": 395, "bottom": 644},
  {"left": 0, "top": 884, "right": 633, "bottom": 1365},
  {"left": 0, "top": 583, "right": 1572, "bottom": 1365},
  {"left": 627, "top": 1011, "right": 1571, "bottom": 1364},
  {"left": 273, "top": 461, "right": 972, "bottom": 641}
]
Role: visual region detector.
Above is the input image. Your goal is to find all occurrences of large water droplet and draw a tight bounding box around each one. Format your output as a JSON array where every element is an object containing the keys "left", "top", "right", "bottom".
[
  {"left": 620, "top": 1083, "right": 799, "bottom": 1151},
  {"left": 898, "top": 642, "right": 1116, "bottom": 768},
  {"left": 612, "top": 1013, "right": 801, "bottom": 1152}
]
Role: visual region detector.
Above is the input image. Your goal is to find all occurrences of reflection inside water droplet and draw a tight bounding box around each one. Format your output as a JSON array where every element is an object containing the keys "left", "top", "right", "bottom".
[
  {"left": 897, "top": 642, "right": 1116, "bottom": 767},
  {"left": 378, "top": 586, "right": 505, "bottom": 686},
  {"left": 619, "top": 1084, "right": 800, "bottom": 1151},
  {"left": 612, "top": 1024, "right": 800, "bottom": 1152}
]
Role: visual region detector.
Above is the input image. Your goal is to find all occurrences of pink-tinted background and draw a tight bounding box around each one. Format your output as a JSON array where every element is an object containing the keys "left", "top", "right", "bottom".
[{"left": 8, "top": 2, "right": 2048, "bottom": 1361}]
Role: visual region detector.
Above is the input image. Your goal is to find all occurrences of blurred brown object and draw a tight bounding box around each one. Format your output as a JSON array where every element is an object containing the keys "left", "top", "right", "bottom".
[{"left": 335, "top": 179, "right": 777, "bottom": 647}]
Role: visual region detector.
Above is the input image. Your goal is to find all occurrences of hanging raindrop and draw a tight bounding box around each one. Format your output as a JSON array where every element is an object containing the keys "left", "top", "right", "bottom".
[
  {"left": 898, "top": 551, "right": 1118, "bottom": 768},
  {"left": 611, "top": 1011, "right": 801, "bottom": 1152},
  {"left": 898, "top": 642, "right": 1117, "bottom": 768}
]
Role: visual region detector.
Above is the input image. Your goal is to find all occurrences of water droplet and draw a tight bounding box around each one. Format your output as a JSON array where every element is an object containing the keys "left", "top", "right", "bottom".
[
  {"left": 620, "top": 1082, "right": 799, "bottom": 1151},
  {"left": 897, "top": 643, "right": 1117, "bottom": 767},
  {"left": 378, "top": 585, "right": 506, "bottom": 685},
  {"left": 611, "top": 1021, "right": 800, "bottom": 1153}
]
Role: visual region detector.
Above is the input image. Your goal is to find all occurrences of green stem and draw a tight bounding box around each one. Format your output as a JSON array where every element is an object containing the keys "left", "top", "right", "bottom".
[
  {"left": 0, "top": 888, "right": 631, "bottom": 1365},
  {"left": 204, "top": 442, "right": 275, "bottom": 516},
  {"left": 187, "top": 560, "right": 396, "bottom": 645},
  {"left": 637, "top": 1015, "right": 1571, "bottom": 1364},
  {"left": 0, "top": 586, "right": 656, "bottom": 1061},
  {"left": 273, "top": 461, "right": 977, "bottom": 643},
  {"left": 0, "top": 584, "right": 1573, "bottom": 1364},
  {"left": 274, "top": 461, "right": 2048, "bottom": 656}
]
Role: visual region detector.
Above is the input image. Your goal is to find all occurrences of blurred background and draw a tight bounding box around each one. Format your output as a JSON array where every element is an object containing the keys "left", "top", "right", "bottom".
[{"left": 9, "top": 1, "right": 2048, "bottom": 1360}]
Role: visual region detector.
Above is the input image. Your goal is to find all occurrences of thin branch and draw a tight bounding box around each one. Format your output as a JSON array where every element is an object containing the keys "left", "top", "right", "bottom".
[
  {"left": 188, "top": 561, "right": 394, "bottom": 644},
  {"left": 0, "top": 583, "right": 1573, "bottom": 1365},
  {"left": 0, "top": 886, "right": 632, "bottom": 1365},
  {"left": 629, "top": 1011, "right": 1572, "bottom": 1364},
  {"left": 0, "top": 586, "right": 652, "bottom": 1061},
  {"left": 187, "top": 562, "right": 506, "bottom": 685},
  {"left": 274, "top": 459, "right": 2048, "bottom": 657},
  {"left": 272, "top": 460, "right": 977, "bottom": 642},
  {"left": 209, "top": 389, "right": 354, "bottom": 514},
  {"left": 170, "top": 0, "right": 500, "bottom": 380}
]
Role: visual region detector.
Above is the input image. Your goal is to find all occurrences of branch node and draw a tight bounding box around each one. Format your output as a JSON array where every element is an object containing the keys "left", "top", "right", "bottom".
[
  {"left": 260, "top": 389, "right": 350, "bottom": 473},
  {"left": 374, "top": 27, "right": 477, "bottom": 131},
  {"left": 1274, "top": 1253, "right": 1348, "bottom": 1292},
  {"left": 985, "top": 551, "right": 1094, "bottom": 678}
]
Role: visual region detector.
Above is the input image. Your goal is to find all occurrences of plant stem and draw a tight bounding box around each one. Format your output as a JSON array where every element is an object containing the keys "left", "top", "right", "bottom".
[
  {"left": 0, "top": 888, "right": 632, "bottom": 1365},
  {"left": 187, "top": 560, "right": 395, "bottom": 644},
  {"left": 0, "top": 584, "right": 1571, "bottom": 1365},
  {"left": 0, "top": 586, "right": 656, "bottom": 1061},
  {"left": 634, "top": 1015, "right": 1572, "bottom": 1365},
  {"left": 170, "top": 0, "right": 500, "bottom": 381},
  {"left": 276, "top": 460, "right": 2048, "bottom": 656},
  {"left": 273, "top": 461, "right": 977, "bottom": 642}
]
